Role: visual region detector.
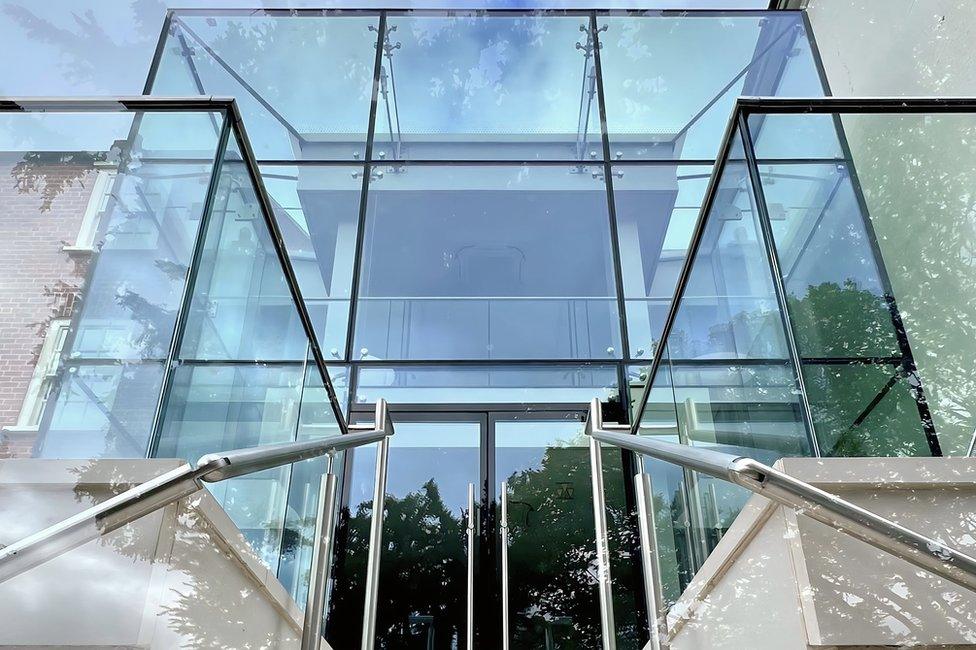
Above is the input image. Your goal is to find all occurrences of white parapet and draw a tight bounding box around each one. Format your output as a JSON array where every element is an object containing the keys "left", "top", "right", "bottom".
[
  {"left": 667, "top": 457, "right": 976, "bottom": 649},
  {"left": 0, "top": 459, "right": 309, "bottom": 648}
]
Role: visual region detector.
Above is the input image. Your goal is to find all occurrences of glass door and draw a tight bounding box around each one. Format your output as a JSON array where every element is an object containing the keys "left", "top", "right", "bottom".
[
  {"left": 492, "top": 410, "right": 642, "bottom": 650},
  {"left": 328, "top": 411, "right": 485, "bottom": 649},
  {"left": 328, "top": 406, "right": 642, "bottom": 649}
]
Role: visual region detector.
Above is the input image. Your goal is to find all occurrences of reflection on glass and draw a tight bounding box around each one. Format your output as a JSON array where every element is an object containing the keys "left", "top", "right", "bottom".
[
  {"left": 598, "top": 12, "right": 823, "bottom": 160},
  {"left": 374, "top": 12, "right": 601, "bottom": 161},
  {"left": 0, "top": 110, "right": 222, "bottom": 460},
  {"left": 496, "top": 416, "right": 640, "bottom": 649},
  {"left": 260, "top": 165, "right": 362, "bottom": 356},
  {"left": 180, "top": 140, "right": 308, "bottom": 362},
  {"left": 666, "top": 158, "right": 787, "bottom": 361},
  {"left": 629, "top": 130, "right": 813, "bottom": 590},
  {"left": 156, "top": 129, "right": 346, "bottom": 578},
  {"left": 152, "top": 12, "right": 380, "bottom": 160},
  {"left": 277, "top": 363, "right": 348, "bottom": 603},
  {"left": 755, "top": 160, "right": 931, "bottom": 455},
  {"left": 353, "top": 164, "right": 622, "bottom": 360},
  {"left": 329, "top": 419, "right": 481, "bottom": 649},
  {"left": 613, "top": 164, "right": 712, "bottom": 356}
]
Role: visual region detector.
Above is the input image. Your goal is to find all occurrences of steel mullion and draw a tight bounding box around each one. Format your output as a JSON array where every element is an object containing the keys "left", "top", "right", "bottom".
[
  {"left": 738, "top": 111, "right": 820, "bottom": 457},
  {"left": 590, "top": 11, "right": 631, "bottom": 363},
  {"left": 344, "top": 12, "right": 387, "bottom": 364}
]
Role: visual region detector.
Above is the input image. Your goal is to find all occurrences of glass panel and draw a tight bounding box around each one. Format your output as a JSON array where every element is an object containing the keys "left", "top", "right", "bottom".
[
  {"left": 155, "top": 126, "right": 346, "bottom": 577},
  {"left": 0, "top": 110, "right": 223, "bottom": 460},
  {"left": 354, "top": 364, "right": 619, "bottom": 404},
  {"left": 598, "top": 12, "right": 824, "bottom": 160},
  {"left": 755, "top": 160, "right": 929, "bottom": 453},
  {"left": 152, "top": 12, "right": 380, "bottom": 161},
  {"left": 802, "top": 363, "right": 931, "bottom": 457},
  {"left": 328, "top": 418, "right": 481, "bottom": 649},
  {"left": 373, "top": 12, "right": 601, "bottom": 161},
  {"left": 760, "top": 162, "right": 900, "bottom": 358},
  {"left": 613, "top": 164, "right": 712, "bottom": 358},
  {"left": 277, "top": 363, "right": 349, "bottom": 603},
  {"left": 833, "top": 112, "right": 976, "bottom": 455},
  {"left": 495, "top": 416, "right": 640, "bottom": 649},
  {"left": 156, "top": 362, "right": 305, "bottom": 566},
  {"left": 179, "top": 138, "right": 308, "bottom": 362},
  {"left": 353, "top": 164, "right": 621, "bottom": 360},
  {"left": 628, "top": 128, "right": 813, "bottom": 589},
  {"left": 260, "top": 165, "right": 363, "bottom": 357}
]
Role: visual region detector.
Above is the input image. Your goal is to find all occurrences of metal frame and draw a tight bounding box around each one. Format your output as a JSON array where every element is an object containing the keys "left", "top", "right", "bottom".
[
  {"left": 629, "top": 96, "right": 976, "bottom": 464},
  {"left": 0, "top": 96, "right": 350, "bottom": 438},
  {"left": 140, "top": 9, "right": 819, "bottom": 379}
]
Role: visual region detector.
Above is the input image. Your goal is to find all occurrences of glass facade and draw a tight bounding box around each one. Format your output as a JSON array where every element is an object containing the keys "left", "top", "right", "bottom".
[
  {"left": 0, "top": 8, "right": 852, "bottom": 650},
  {"left": 629, "top": 101, "right": 962, "bottom": 598}
]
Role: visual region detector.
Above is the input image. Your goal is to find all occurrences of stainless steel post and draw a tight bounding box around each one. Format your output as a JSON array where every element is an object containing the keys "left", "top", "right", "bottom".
[
  {"left": 679, "top": 398, "right": 710, "bottom": 568},
  {"left": 500, "top": 480, "right": 511, "bottom": 650},
  {"left": 588, "top": 430, "right": 617, "bottom": 650},
  {"left": 466, "top": 482, "right": 476, "bottom": 650},
  {"left": 635, "top": 472, "right": 668, "bottom": 650},
  {"left": 301, "top": 454, "right": 339, "bottom": 650},
  {"left": 361, "top": 431, "right": 391, "bottom": 650}
]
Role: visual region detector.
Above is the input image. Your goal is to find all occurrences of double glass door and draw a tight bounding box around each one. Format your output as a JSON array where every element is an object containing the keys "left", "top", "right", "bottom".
[{"left": 326, "top": 406, "right": 641, "bottom": 649}]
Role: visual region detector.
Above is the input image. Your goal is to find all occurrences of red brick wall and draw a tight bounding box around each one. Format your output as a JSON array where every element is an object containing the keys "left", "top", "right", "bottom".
[{"left": 0, "top": 155, "right": 94, "bottom": 458}]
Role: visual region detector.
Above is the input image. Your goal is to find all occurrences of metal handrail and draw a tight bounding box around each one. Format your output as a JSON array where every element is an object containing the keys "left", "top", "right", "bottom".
[
  {"left": 0, "top": 399, "right": 394, "bottom": 650},
  {"left": 584, "top": 399, "right": 976, "bottom": 649}
]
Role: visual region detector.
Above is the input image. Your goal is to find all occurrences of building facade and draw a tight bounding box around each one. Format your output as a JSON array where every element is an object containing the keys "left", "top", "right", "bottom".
[{"left": 1, "top": 3, "right": 972, "bottom": 649}]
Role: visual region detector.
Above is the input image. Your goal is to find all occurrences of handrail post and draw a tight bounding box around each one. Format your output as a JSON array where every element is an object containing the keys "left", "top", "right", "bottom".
[
  {"left": 466, "top": 482, "right": 476, "bottom": 650},
  {"left": 361, "top": 399, "right": 393, "bottom": 650},
  {"left": 302, "top": 452, "right": 339, "bottom": 650},
  {"left": 635, "top": 472, "right": 668, "bottom": 650},
  {"left": 587, "top": 399, "right": 617, "bottom": 650},
  {"left": 500, "top": 481, "right": 511, "bottom": 650}
]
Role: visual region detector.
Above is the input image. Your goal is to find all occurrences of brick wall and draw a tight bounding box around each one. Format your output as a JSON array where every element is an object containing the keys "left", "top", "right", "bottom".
[{"left": 0, "top": 154, "right": 95, "bottom": 458}]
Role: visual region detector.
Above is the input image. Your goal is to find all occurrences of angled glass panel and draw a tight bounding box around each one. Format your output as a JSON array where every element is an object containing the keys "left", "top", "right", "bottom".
[
  {"left": 156, "top": 362, "right": 306, "bottom": 566},
  {"left": 753, "top": 156, "right": 930, "bottom": 455},
  {"left": 152, "top": 12, "right": 380, "bottom": 161},
  {"left": 277, "top": 363, "right": 348, "bottom": 603},
  {"left": 156, "top": 126, "right": 346, "bottom": 577},
  {"left": 260, "top": 164, "right": 362, "bottom": 357},
  {"left": 0, "top": 109, "right": 223, "bottom": 460},
  {"left": 373, "top": 11, "right": 601, "bottom": 161},
  {"left": 613, "top": 164, "right": 712, "bottom": 359},
  {"left": 802, "top": 363, "right": 930, "bottom": 457},
  {"left": 598, "top": 12, "right": 823, "bottom": 160},
  {"left": 628, "top": 127, "right": 811, "bottom": 590},
  {"left": 179, "top": 138, "right": 308, "bottom": 362},
  {"left": 353, "top": 164, "right": 622, "bottom": 360},
  {"left": 826, "top": 112, "right": 976, "bottom": 455}
]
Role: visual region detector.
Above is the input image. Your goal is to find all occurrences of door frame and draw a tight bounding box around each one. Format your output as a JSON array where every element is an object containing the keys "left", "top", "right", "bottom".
[{"left": 340, "top": 401, "right": 642, "bottom": 648}]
